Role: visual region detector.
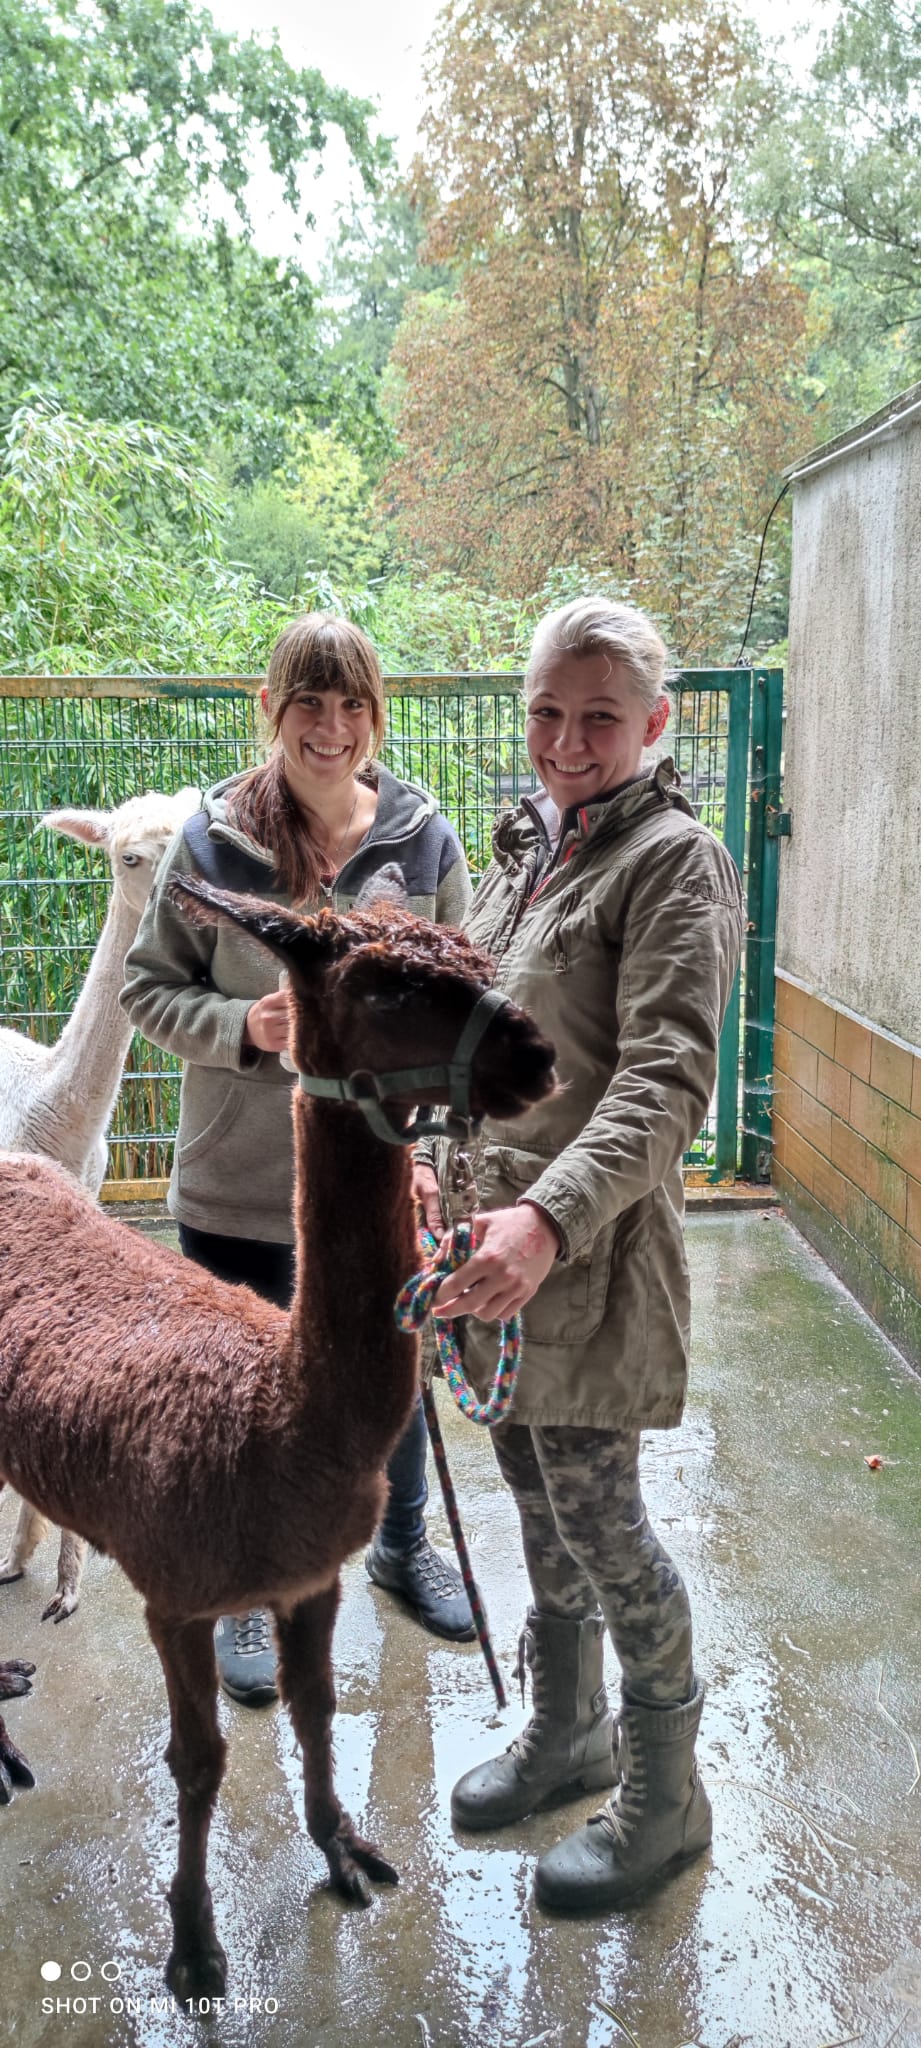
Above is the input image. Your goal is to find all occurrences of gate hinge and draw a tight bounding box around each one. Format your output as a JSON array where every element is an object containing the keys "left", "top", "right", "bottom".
[{"left": 766, "top": 806, "right": 792, "bottom": 838}]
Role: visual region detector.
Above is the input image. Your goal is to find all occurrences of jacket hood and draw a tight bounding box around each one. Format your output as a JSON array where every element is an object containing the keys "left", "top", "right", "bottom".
[{"left": 200, "top": 760, "right": 438, "bottom": 869}]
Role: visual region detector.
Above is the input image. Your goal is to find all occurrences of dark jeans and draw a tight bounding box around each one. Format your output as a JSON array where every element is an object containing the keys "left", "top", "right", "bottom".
[{"left": 178, "top": 1222, "right": 428, "bottom": 1551}]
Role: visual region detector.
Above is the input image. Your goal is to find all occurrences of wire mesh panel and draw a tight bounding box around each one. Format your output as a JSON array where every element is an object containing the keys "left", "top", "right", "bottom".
[
  {"left": 0, "top": 671, "right": 765, "bottom": 1190},
  {"left": 0, "top": 682, "right": 262, "bottom": 1185},
  {"left": 385, "top": 676, "right": 535, "bottom": 879}
]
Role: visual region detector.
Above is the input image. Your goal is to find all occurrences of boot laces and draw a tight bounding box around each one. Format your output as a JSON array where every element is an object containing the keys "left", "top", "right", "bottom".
[
  {"left": 508, "top": 1621, "right": 540, "bottom": 1763},
  {"left": 234, "top": 1610, "right": 272, "bottom": 1658},
  {"left": 405, "top": 1540, "right": 459, "bottom": 1599},
  {"left": 595, "top": 1714, "right": 646, "bottom": 1847}
]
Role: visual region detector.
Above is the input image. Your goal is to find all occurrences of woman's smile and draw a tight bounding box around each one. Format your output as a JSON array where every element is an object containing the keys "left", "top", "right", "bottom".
[
  {"left": 276, "top": 690, "right": 374, "bottom": 792},
  {"left": 525, "top": 649, "right": 666, "bottom": 807}
]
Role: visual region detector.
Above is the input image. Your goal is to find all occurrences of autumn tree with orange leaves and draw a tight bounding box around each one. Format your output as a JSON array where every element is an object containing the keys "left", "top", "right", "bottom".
[{"left": 384, "top": 0, "right": 811, "bottom": 657}]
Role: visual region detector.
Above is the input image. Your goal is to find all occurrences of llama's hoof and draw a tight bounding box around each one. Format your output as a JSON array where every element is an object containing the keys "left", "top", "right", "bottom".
[
  {"left": 326, "top": 1821, "right": 399, "bottom": 1904},
  {"left": 0, "top": 1557, "right": 25, "bottom": 1587},
  {"left": 42, "top": 1588, "right": 79, "bottom": 1624},
  {"left": 165, "top": 1942, "right": 228, "bottom": 2004},
  {"left": 0, "top": 1659, "right": 35, "bottom": 1701},
  {"left": 0, "top": 1717, "right": 35, "bottom": 1801}
]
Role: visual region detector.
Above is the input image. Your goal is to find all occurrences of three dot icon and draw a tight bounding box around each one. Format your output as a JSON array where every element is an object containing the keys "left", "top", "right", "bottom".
[{"left": 40, "top": 1959, "right": 122, "bottom": 1983}]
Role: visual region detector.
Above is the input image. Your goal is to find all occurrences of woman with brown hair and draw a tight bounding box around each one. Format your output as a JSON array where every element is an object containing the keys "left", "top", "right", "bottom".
[{"left": 121, "top": 613, "right": 475, "bottom": 1705}]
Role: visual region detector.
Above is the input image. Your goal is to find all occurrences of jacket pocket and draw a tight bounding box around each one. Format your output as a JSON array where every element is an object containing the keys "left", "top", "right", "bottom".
[
  {"left": 479, "top": 1144, "right": 616, "bottom": 1346},
  {"left": 176, "top": 1071, "right": 246, "bottom": 1177},
  {"left": 521, "top": 1220, "right": 617, "bottom": 1345},
  {"left": 175, "top": 1066, "right": 297, "bottom": 1222}
]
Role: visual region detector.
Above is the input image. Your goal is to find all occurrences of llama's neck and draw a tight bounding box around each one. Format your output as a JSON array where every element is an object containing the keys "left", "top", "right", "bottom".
[
  {"left": 41, "top": 886, "right": 139, "bottom": 1172},
  {"left": 289, "top": 1093, "right": 419, "bottom": 1455}
]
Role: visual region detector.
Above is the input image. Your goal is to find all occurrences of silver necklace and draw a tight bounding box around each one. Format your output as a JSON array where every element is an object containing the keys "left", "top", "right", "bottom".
[{"left": 318, "top": 789, "right": 360, "bottom": 891}]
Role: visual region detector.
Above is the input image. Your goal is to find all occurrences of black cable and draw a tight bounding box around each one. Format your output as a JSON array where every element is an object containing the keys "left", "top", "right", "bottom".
[{"left": 733, "top": 479, "right": 791, "bottom": 666}]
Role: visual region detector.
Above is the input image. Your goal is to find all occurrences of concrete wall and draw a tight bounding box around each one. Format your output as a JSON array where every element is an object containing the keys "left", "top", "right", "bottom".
[
  {"left": 774, "top": 383, "right": 921, "bottom": 1364},
  {"left": 781, "top": 386, "right": 921, "bottom": 1042}
]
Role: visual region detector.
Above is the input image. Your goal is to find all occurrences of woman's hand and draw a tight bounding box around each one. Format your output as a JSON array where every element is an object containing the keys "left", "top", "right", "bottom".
[
  {"left": 412, "top": 1162, "right": 444, "bottom": 1237},
  {"left": 432, "top": 1202, "right": 560, "bottom": 1322},
  {"left": 243, "top": 988, "right": 292, "bottom": 1054}
]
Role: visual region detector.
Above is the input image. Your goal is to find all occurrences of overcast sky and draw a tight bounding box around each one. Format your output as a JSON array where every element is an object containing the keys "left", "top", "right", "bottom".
[{"left": 207, "top": 0, "right": 821, "bottom": 266}]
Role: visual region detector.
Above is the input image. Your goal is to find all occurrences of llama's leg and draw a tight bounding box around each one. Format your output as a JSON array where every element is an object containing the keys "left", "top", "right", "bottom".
[
  {"left": 274, "top": 1584, "right": 399, "bottom": 1905},
  {"left": 0, "top": 1498, "right": 51, "bottom": 1583},
  {"left": 0, "top": 1712, "right": 35, "bottom": 1802},
  {"left": 146, "top": 1610, "right": 228, "bottom": 1999},
  {"left": 0, "top": 1659, "right": 35, "bottom": 1700},
  {"left": 42, "top": 1529, "right": 88, "bottom": 1623},
  {"left": 0, "top": 1659, "right": 36, "bottom": 1804}
]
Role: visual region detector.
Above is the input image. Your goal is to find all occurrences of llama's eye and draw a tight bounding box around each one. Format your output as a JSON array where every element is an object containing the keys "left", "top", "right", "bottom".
[{"left": 121, "top": 852, "right": 141, "bottom": 867}]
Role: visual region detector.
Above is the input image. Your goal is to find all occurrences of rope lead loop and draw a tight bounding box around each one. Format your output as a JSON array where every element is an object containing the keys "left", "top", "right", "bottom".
[{"left": 394, "top": 1224, "right": 522, "bottom": 1427}]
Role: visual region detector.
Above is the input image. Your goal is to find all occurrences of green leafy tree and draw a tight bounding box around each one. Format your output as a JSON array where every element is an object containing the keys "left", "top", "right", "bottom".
[
  {"left": 0, "top": 0, "right": 390, "bottom": 468},
  {"left": 279, "top": 421, "right": 385, "bottom": 582},
  {"left": 222, "top": 487, "right": 331, "bottom": 604},
  {"left": 761, "top": 0, "right": 921, "bottom": 329},
  {"left": 324, "top": 182, "right": 454, "bottom": 376},
  {"left": 0, "top": 395, "right": 294, "bottom": 672},
  {"left": 748, "top": 0, "right": 921, "bottom": 424},
  {"left": 225, "top": 425, "right": 386, "bottom": 595}
]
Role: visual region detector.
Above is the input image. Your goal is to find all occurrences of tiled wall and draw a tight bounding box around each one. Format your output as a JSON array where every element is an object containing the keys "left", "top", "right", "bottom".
[{"left": 772, "top": 975, "right": 921, "bottom": 1366}]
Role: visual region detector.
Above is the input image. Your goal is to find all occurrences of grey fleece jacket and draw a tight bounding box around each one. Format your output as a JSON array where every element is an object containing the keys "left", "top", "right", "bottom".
[{"left": 120, "top": 763, "right": 472, "bottom": 1242}]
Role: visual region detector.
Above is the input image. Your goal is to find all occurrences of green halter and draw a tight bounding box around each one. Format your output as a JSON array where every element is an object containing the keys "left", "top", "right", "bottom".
[{"left": 296, "top": 986, "right": 512, "bottom": 1147}]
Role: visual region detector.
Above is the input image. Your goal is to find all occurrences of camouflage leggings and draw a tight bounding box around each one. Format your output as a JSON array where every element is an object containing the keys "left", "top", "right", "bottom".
[{"left": 490, "top": 1420, "right": 694, "bottom": 1707}]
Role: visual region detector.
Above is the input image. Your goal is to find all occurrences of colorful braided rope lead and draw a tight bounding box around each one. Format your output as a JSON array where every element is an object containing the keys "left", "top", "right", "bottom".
[{"left": 394, "top": 1223, "right": 523, "bottom": 1427}]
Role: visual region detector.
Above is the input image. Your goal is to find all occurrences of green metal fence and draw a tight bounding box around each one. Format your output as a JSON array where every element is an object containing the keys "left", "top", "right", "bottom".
[{"left": 0, "top": 669, "right": 782, "bottom": 1192}]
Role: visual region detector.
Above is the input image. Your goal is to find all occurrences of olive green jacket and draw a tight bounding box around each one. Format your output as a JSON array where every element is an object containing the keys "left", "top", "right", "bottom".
[{"left": 426, "top": 759, "right": 744, "bottom": 1431}]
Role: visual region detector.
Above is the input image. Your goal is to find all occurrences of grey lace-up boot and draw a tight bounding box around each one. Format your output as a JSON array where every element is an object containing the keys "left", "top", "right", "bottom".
[
  {"left": 450, "top": 1609, "right": 615, "bottom": 1830},
  {"left": 534, "top": 1679, "right": 711, "bottom": 1910},
  {"left": 214, "top": 1611, "right": 278, "bottom": 1707}
]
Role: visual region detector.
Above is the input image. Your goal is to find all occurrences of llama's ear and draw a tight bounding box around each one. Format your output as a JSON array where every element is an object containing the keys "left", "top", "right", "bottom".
[
  {"left": 167, "top": 876, "right": 343, "bottom": 968},
  {"left": 353, "top": 862, "right": 408, "bottom": 910},
  {"left": 38, "top": 808, "right": 111, "bottom": 848}
]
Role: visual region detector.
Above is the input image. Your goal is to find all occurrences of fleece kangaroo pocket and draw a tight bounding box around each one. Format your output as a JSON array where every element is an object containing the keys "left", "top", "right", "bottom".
[
  {"left": 175, "top": 1069, "right": 297, "bottom": 1219},
  {"left": 175, "top": 1072, "right": 247, "bottom": 1185}
]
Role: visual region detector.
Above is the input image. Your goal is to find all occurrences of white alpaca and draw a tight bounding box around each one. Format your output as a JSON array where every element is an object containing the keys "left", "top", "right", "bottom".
[
  {"left": 0, "top": 790, "right": 200, "bottom": 1192},
  {"left": 0, "top": 787, "right": 199, "bottom": 1617}
]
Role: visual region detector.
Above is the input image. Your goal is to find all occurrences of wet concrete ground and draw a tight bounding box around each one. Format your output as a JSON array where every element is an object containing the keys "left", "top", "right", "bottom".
[{"left": 1, "top": 1209, "right": 920, "bottom": 2048}]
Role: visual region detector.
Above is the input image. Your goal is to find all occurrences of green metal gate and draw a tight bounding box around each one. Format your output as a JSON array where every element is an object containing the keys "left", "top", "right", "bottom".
[{"left": 0, "top": 667, "right": 783, "bottom": 1192}]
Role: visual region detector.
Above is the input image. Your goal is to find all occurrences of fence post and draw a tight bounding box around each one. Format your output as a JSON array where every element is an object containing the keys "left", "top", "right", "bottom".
[
  {"left": 712, "top": 668, "right": 752, "bottom": 1179},
  {"left": 741, "top": 668, "right": 784, "bottom": 1181}
]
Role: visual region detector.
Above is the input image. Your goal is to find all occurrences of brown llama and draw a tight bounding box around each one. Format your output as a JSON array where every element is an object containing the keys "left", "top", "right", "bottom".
[{"left": 0, "top": 879, "right": 556, "bottom": 1998}]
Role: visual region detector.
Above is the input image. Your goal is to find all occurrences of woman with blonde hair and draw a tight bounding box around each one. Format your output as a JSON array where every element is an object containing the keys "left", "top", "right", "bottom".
[
  {"left": 122, "top": 612, "right": 475, "bottom": 1704},
  {"left": 416, "top": 594, "right": 744, "bottom": 1911}
]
